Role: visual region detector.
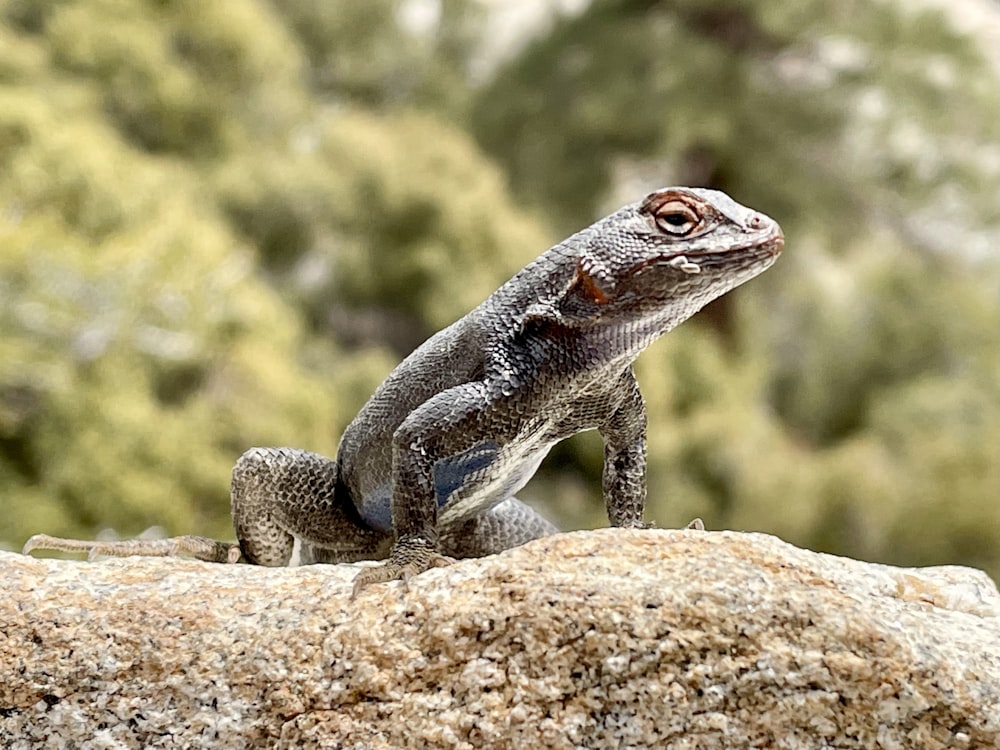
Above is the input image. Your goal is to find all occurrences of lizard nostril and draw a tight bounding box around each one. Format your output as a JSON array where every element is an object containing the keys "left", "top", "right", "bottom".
[{"left": 749, "top": 214, "right": 766, "bottom": 230}]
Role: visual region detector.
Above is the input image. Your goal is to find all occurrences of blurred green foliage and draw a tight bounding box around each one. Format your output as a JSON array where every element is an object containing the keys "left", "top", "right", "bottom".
[{"left": 1, "top": 0, "right": 996, "bottom": 578}]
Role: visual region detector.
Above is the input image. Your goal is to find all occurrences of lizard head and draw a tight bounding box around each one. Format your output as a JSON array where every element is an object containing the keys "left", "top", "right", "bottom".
[{"left": 557, "top": 187, "right": 783, "bottom": 333}]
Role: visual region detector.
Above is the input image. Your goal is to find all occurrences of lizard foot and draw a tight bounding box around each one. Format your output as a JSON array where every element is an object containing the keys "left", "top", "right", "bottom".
[
  {"left": 685, "top": 517, "right": 706, "bottom": 531},
  {"left": 22, "top": 534, "right": 243, "bottom": 563},
  {"left": 351, "top": 537, "right": 455, "bottom": 599}
]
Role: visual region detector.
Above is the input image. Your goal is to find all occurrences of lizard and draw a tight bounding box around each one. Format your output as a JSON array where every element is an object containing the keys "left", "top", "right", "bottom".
[{"left": 23, "top": 187, "right": 784, "bottom": 596}]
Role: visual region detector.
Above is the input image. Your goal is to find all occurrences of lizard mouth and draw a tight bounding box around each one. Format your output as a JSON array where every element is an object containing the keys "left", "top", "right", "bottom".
[
  {"left": 628, "top": 229, "right": 784, "bottom": 277},
  {"left": 698, "top": 231, "right": 785, "bottom": 263}
]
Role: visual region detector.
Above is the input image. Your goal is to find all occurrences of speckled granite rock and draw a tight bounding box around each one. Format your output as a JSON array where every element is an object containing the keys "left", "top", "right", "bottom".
[{"left": 2, "top": 529, "right": 999, "bottom": 749}]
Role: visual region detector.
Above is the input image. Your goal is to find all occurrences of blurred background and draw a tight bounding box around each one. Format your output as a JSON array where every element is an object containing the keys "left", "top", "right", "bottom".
[{"left": 1, "top": 0, "right": 997, "bottom": 579}]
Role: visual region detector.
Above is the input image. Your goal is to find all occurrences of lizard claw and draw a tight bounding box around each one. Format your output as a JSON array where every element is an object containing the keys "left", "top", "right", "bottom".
[{"left": 350, "top": 538, "right": 455, "bottom": 599}]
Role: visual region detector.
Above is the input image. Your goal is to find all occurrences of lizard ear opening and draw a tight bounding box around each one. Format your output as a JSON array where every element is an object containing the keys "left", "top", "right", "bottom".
[
  {"left": 518, "top": 259, "right": 613, "bottom": 335},
  {"left": 568, "top": 259, "right": 611, "bottom": 305}
]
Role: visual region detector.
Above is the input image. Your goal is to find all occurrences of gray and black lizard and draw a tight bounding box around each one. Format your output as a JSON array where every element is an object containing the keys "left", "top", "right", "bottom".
[{"left": 23, "top": 187, "right": 783, "bottom": 595}]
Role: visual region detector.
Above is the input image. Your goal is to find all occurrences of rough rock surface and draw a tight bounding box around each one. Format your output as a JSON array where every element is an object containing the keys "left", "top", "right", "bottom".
[{"left": 2, "top": 529, "right": 999, "bottom": 750}]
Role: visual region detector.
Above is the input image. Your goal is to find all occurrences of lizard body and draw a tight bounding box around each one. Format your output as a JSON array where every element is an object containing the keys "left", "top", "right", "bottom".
[{"left": 24, "top": 187, "right": 783, "bottom": 594}]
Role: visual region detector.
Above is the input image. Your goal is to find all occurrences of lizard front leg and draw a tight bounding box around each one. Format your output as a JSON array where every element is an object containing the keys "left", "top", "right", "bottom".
[
  {"left": 599, "top": 367, "right": 649, "bottom": 529},
  {"left": 351, "top": 381, "right": 497, "bottom": 596}
]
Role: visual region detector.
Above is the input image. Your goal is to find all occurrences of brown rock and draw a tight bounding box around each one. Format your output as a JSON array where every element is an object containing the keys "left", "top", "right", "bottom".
[{"left": 2, "top": 529, "right": 998, "bottom": 749}]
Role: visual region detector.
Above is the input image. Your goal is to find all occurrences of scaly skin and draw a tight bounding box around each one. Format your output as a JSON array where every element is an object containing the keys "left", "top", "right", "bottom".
[{"left": 23, "top": 187, "right": 783, "bottom": 597}]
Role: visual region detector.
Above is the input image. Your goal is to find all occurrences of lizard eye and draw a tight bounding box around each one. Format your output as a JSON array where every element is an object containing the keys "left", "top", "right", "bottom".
[{"left": 654, "top": 201, "right": 701, "bottom": 236}]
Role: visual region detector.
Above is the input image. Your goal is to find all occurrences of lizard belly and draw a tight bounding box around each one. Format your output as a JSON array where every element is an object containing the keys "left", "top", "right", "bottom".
[
  {"left": 437, "top": 439, "right": 554, "bottom": 527},
  {"left": 353, "top": 440, "right": 553, "bottom": 533}
]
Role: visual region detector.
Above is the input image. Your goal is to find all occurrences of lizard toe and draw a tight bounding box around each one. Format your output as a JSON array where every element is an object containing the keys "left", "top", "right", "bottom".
[{"left": 350, "top": 546, "right": 456, "bottom": 599}]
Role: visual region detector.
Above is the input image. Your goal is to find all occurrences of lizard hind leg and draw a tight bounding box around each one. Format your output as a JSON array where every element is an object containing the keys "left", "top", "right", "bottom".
[
  {"left": 351, "top": 498, "right": 557, "bottom": 598},
  {"left": 231, "top": 446, "right": 389, "bottom": 567},
  {"left": 230, "top": 447, "right": 312, "bottom": 567},
  {"left": 439, "top": 497, "right": 559, "bottom": 558}
]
